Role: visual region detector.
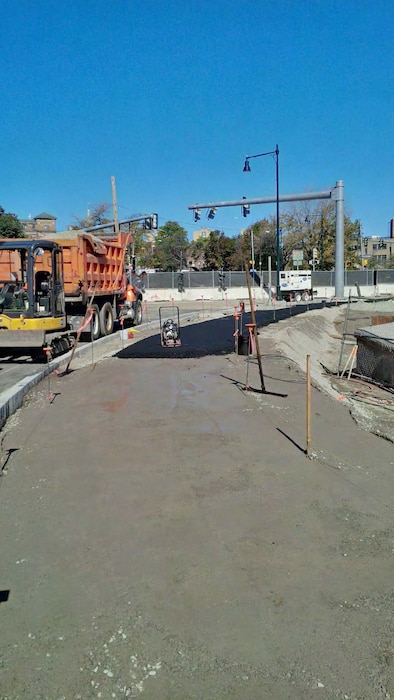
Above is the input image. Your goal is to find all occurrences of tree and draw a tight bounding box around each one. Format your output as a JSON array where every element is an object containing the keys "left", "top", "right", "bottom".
[
  {"left": 279, "top": 201, "right": 360, "bottom": 270},
  {"left": 203, "top": 230, "right": 236, "bottom": 270},
  {"left": 187, "top": 237, "right": 207, "bottom": 270},
  {"left": 129, "top": 224, "right": 161, "bottom": 271},
  {"left": 71, "top": 202, "right": 112, "bottom": 229},
  {"left": 385, "top": 256, "right": 394, "bottom": 269},
  {"left": 0, "top": 206, "right": 24, "bottom": 238},
  {"left": 242, "top": 218, "right": 277, "bottom": 270},
  {"left": 154, "top": 221, "right": 189, "bottom": 271}
]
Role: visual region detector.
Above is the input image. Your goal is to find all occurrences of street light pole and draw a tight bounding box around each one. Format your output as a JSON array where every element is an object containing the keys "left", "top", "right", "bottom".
[
  {"left": 243, "top": 145, "right": 281, "bottom": 300},
  {"left": 275, "top": 145, "right": 281, "bottom": 299}
]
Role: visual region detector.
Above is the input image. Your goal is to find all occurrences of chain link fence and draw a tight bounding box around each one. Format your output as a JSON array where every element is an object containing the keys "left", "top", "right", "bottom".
[{"left": 142, "top": 269, "right": 394, "bottom": 290}]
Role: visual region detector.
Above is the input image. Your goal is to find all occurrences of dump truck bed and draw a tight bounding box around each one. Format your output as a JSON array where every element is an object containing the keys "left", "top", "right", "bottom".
[{"left": 41, "top": 230, "right": 131, "bottom": 297}]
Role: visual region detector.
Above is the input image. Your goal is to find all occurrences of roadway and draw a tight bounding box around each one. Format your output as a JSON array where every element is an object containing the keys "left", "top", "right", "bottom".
[
  {"left": 0, "top": 300, "right": 222, "bottom": 422},
  {"left": 0, "top": 298, "right": 323, "bottom": 427}
]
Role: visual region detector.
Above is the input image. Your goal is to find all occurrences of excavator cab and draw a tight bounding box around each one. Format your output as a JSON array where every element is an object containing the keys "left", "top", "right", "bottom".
[{"left": 0, "top": 240, "right": 68, "bottom": 354}]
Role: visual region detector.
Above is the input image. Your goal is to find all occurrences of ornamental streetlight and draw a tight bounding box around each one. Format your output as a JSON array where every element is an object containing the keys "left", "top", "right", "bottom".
[{"left": 243, "top": 145, "right": 281, "bottom": 299}]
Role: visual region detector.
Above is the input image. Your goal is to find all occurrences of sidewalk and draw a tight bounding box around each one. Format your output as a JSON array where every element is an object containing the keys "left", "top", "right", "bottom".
[{"left": 0, "top": 319, "right": 393, "bottom": 699}]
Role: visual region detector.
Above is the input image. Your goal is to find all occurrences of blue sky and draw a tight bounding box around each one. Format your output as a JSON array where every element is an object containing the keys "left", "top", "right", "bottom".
[{"left": 1, "top": 0, "right": 393, "bottom": 239}]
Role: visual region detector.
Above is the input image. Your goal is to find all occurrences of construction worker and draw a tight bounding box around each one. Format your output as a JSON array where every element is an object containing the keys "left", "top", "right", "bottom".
[{"left": 125, "top": 284, "right": 136, "bottom": 307}]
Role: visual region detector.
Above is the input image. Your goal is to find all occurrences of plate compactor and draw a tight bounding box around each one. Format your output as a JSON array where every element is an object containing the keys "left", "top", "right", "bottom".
[{"left": 159, "top": 306, "right": 181, "bottom": 347}]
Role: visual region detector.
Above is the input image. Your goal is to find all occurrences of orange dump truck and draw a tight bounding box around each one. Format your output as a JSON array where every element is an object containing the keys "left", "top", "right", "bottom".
[
  {"left": 47, "top": 228, "right": 143, "bottom": 338},
  {"left": 0, "top": 226, "right": 143, "bottom": 358}
]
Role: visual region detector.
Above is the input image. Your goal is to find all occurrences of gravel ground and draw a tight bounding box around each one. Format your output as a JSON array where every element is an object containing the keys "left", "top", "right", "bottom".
[{"left": 0, "top": 302, "right": 393, "bottom": 699}]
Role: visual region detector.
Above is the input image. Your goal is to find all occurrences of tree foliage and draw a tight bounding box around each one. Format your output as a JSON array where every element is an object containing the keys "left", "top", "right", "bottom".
[
  {"left": 71, "top": 202, "right": 112, "bottom": 229},
  {"left": 242, "top": 217, "right": 277, "bottom": 269},
  {"left": 153, "top": 221, "right": 189, "bottom": 271},
  {"left": 203, "top": 230, "right": 237, "bottom": 269},
  {"left": 280, "top": 201, "right": 360, "bottom": 270},
  {"left": 0, "top": 206, "right": 24, "bottom": 238},
  {"left": 129, "top": 224, "right": 160, "bottom": 271}
]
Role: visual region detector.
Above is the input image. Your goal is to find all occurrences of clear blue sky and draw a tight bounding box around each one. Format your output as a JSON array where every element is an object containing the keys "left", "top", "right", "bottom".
[{"left": 1, "top": 0, "right": 393, "bottom": 239}]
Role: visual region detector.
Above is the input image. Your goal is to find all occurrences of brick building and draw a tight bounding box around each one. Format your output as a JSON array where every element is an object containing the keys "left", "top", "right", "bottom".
[{"left": 21, "top": 212, "right": 57, "bottom": 237}]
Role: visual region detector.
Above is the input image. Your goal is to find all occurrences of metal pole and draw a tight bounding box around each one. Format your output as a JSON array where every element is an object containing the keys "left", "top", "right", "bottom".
[
  {"left": 320, "top": 214, "right": 324, "bottom": 270},
  {"left": 359, "top": 221, "right": 363, "bottom": 270},
  {"left": 259, "top": 256, "right": 262, "bottom": 299},
  {"left": 275, "top": 145, "right": 281, "bottom": 300},
  {"left": 268, "top": 255, "right": 272, "bottom": 304},
  {"left": 251, "top": 231, "right": 255, "bottom": 287},
  {"left": 306, "top": 355, "right": 311, "bottom": 457},
  {"left": 111, "top": 176, "right": 119, "bottom": 235},
  {"left": 334, "top": 180, "right": 345, "bottom": 298}
]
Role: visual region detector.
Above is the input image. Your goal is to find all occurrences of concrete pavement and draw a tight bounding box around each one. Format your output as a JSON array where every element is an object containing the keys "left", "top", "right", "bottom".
[{"left": 0, "top": 313, "right": 393, "bottom": 699}]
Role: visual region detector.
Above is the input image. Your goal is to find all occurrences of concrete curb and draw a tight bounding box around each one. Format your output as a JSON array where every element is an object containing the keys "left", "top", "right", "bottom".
[{"left": 0, "top": 338, "right": 99, "bottom": 430}]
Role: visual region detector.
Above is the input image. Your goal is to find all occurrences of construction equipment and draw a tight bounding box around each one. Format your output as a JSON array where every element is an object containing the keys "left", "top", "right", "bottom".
[
  {"left": 0, "top": 221, "right": 145, "bottom": 359},
  {"left": 279, "top": 270, "right": 315, "bottom": 302},
  {"left": 159, "top": 306, "right": 181, "bottom": 347}
]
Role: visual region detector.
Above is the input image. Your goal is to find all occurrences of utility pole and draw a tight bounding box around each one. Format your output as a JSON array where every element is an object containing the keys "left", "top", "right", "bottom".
[{"left": 111, "top": 176, "right": 119, "bottom": 234}]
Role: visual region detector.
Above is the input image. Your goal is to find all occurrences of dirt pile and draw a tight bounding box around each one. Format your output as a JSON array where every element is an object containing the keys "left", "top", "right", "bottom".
[{"left": 261, "top": 302, "right": 394, "bottom": 442}]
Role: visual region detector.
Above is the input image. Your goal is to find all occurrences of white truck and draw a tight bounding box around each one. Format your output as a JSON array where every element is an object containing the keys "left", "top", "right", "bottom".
[{"left": 279, "top": 270, "right": 314, "bottom": 302}]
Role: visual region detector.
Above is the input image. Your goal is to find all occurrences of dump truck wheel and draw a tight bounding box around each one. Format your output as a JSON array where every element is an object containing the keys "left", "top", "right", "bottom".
[
  {"left": 302, "top": 291, "right": 310, "bottom": 302},
  {"left": 90, "top": 304, "right": 101, "bottom": 340},
  {"left": 99, "top": 302, "right": 114, "bottom": 336},
  {"left": 133, "top": 300, "right": 143, "bottom": 326},
  {"left": 294, "top": 292, "right": 302, "bottom": 302}
]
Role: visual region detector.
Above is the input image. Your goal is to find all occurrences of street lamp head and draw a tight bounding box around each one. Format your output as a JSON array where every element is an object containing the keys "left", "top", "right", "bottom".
[{"left": 243, "top": 159, "right": 251, "bottom": 173}]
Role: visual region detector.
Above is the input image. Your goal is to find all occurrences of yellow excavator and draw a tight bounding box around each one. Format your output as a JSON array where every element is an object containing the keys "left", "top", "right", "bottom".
[{"left": 0, "top": 238, "right": 72, "bottom": 358}]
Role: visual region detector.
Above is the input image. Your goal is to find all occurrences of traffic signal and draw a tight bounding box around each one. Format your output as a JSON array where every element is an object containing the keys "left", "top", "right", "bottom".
[
  {"left": 151, "top": 213, "right": 158, "bottom": 230},
  {"left": 218, "top": 270, "right": 226, "bottom": 291},
  {"left": 144, "top": 217, "right": 152, "bottom": 230},
  {"left": 242, "top": 197, "right": 250, "bottom": 217},
  {"left": 207, "top": 208, "right": 216, "bottom": 220},
  {"left": 194, "top": 209, "right": 201, "bottom": 222}
]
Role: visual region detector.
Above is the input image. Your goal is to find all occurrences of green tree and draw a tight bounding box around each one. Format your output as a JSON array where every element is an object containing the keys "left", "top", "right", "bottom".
[
  {"left": 154, "top": 221, "right": 189, "bottom": 271},
  {"left": 280, "top": 201, "right": 361, "bottom": 270},
  {"left": 242, "top": 218, "right": 277, "bottom": 270},
  {"left": 0, "top": 206, "right": 24, "bottom": 238},
  {"left": 203, "top": 230, "right": 236, "bottom": 270},
  {"left": 385, "top": 255, "right": 394, "bottom": 269},
  {"left": 187, "top": 237, "right": 207, "bottom": 270},
  {"left": 131, "top": 224, "right": 162, "bottom": 270}
]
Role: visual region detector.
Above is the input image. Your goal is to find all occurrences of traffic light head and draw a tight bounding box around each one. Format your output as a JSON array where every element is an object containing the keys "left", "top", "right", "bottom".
[
  {"left": 194, "top": 209, "right": 201, "bottom": 222},
  {"left": 242, "top": 196, "right": 250, "bottom": 217}
]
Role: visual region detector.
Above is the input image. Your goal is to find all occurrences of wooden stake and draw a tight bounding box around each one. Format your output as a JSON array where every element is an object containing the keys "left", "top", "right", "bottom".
[
  {"left": 306, "top": 354, "right": 311, "bottom": 457},
  {"left": 340, "top": 345, "right": 358, "bottom": 379},
  {"left": 244, "top": 262, "right": 265, "bottom": 392}
]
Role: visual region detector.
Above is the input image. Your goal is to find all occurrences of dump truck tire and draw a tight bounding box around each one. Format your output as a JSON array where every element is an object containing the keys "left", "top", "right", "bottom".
[
  {"left": 133, "top": 300, "right": 143, "bottom": 326},
  {"left": 89, "top": 304, "right": 101, "bottom": 340},
  {"left": 99, "top": 302, "right": 114, "bottom": 336}
]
